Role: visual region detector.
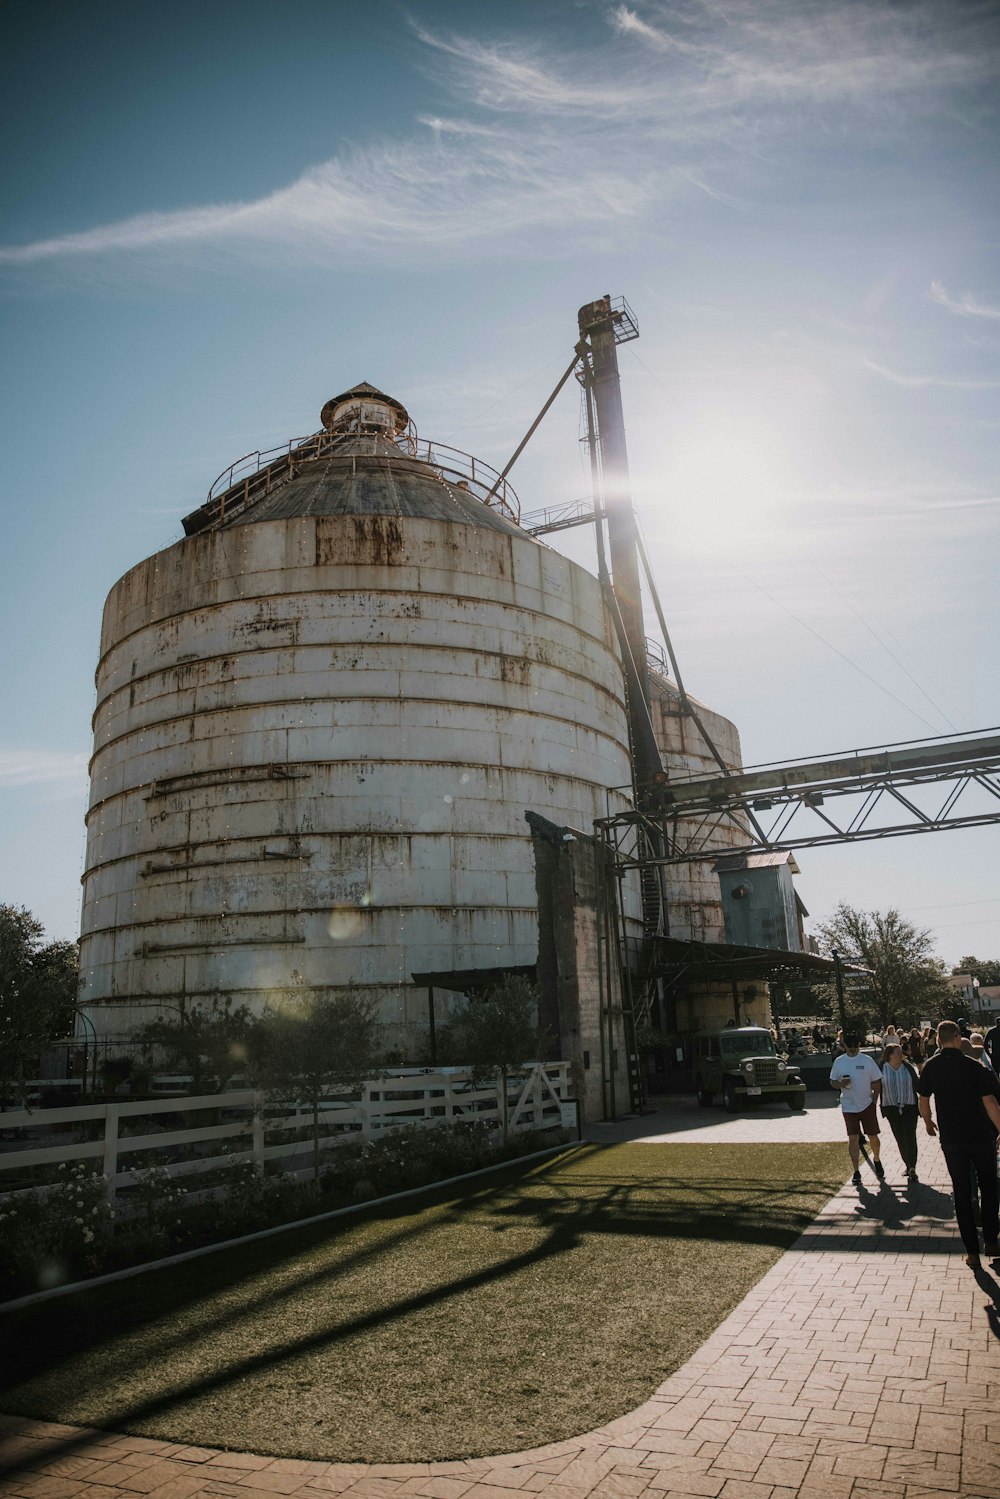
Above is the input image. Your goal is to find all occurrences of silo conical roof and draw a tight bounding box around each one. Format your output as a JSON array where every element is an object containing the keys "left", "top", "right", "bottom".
[
  {"left": 220, "top": 434, "right": 524, "bottom": 536},
  {"left": 182, "top": 384, "right": 524, "bottom": 538}
]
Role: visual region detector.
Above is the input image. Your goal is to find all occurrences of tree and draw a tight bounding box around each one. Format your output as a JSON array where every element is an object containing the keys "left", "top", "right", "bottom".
[
  {"left": 452, "top": 974, "right": 546, "bottom": 1140},
  {"left": 954, "top": 956, "right": 1000, "bottom": 988},
  {"left": 137, "top": 999, "right": 257, "bottom": 1094},
  {"left": 0, "top": 905, "right": 79, "bottom": 1107},
  {"left": 815, "top": 904, "right": 952, "bottom": 1032},
  {"left": 250, "top": 991, "right": 378, "bottom": 1180}
]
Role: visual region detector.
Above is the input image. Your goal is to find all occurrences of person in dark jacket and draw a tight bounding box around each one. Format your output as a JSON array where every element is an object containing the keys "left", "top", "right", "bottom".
[
  {"left": 918, "top": 1020, "right": 1000, "bottom": 1270},
  {"left": 880, "top": 1044, "right": 920, "bottom": 1180},
  {"left": 984, "top": 1017, "right": 1000, "bottom": 1073}
]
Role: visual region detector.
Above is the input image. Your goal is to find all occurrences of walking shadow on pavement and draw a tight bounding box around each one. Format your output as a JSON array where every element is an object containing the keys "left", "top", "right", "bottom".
[
  {"left": 852, "top": 1176, "right": 954, "bottom": 1232},
  {"left": 975, "top": 1264, "right": 1000, "bottom": 1340},
  {"left": 801, "top": 1172, "right": 960, "bottom": 1255}
]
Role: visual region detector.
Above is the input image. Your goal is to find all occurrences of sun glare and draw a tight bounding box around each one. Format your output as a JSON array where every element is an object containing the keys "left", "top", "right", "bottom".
[{"left": 638, "top": 416, "right": 802, "bottom": 558}]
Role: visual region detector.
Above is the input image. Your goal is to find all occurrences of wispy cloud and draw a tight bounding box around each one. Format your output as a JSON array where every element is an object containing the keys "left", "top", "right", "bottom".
[
  {"left": 863, "top": 357, "right": 1000, "bottom": 390},
  {"left": 610, "top": 6, "right": 681, "bottom": 53},
  {"left": 411, "top": 22, "right": 648, "bottom": 116},
  {"left": 1, "top": 2, "right": 998, "bottom": 276},
  {"left": 930, "top": 280, "right": 1000, "bottom": 320},
  {"left": 678, "top": 169, "right": 747, "bottom": 209},
  {"left": 416, "top": 116, "right": 500, "bottom": 139},
  {"left": 0, "top": 136, "right": 658, "bottom": 269},
  {"left": 0, "top": 749, "right": 88, "bottom": 787}
]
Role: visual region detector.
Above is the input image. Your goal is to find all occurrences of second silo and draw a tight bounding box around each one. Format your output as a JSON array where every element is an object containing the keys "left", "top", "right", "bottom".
[{"left": 79, "top": 385, "right": 635, "bottom": 1055}]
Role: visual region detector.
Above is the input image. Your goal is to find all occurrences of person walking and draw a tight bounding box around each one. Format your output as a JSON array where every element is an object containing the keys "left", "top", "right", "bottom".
[
  {"left": 917, "top": 1020, "right": 1000, "bottom": 1270},
  {"left": 984, "top": 1016, "right": 1000, "bottom": 1072},
  {"left": 880, "top": 1044, "right": 920, "bottom": 1180},
  {"left": 908, "top": 1027, "right": 924, "bottom": 1068},
  {"left": 831, "top": 1033, "right": 884, "bottom": 1186}
]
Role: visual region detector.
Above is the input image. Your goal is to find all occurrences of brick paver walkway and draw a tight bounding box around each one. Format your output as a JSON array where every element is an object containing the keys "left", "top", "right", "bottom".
[{"left": 2, "top": 1096, "right": 999, "bottom": 1499}]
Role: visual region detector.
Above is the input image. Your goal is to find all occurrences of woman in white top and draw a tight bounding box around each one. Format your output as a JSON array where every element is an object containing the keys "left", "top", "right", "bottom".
[{"left": 880, "top": 1043, "right": 920, "bottom": 1180}]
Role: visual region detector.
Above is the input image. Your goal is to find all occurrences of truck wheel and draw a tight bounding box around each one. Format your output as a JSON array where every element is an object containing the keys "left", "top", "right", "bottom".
[
  {"left": 723, "top": 1080, "right": 739, "bottom": 1113},
  {"left": 696, "top": 1079, "right": 713, "bottom": 1108},
  {"left": 788, "top": 1095, "right": 805, "bottom": 1112}
]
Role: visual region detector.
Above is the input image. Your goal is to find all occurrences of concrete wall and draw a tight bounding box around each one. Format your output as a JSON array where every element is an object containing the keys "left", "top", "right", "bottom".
[
  {"left": 672, "top": 982, "right": 772, "bottom": 1035},
  {"left": 529, "top": 815, "right": 631, "bottom": 1122},
  {"left": 80, "top": 515, "right": 634, "bottom": 1056}
]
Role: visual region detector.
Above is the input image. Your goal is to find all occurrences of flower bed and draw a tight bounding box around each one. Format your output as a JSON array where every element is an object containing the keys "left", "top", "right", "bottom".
[{"left": 0, "top": 1119, "right": 550, "bottom": 1301}]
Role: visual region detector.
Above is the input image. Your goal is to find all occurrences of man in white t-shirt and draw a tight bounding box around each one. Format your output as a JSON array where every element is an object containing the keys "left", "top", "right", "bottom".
[{"left": 830, "top": 1033, "right": 884, "bottom": 1186}]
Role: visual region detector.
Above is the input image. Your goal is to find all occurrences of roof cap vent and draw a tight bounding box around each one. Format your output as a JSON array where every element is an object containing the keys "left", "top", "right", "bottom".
[{"left": 320, "top": 381, "right": 409, "bottom": 436}]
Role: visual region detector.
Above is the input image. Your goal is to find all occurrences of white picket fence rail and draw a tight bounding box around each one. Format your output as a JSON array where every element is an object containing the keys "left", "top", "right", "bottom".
[{"left": 0, "top": 1062, "right": 573, "bottom": 1205}]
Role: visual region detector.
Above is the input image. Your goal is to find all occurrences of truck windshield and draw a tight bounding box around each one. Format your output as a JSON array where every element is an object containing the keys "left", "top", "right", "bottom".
[{"left": 722, "top": 1033, "right": 774, "bottom": 1056}]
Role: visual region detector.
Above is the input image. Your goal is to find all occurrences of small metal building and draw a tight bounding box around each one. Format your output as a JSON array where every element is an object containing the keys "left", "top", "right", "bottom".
[{"left": 713, "top": 850, "right": 806, "bottom": 952}]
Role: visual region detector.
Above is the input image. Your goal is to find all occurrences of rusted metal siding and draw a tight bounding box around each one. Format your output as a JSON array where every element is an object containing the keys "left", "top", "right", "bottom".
[{"left": 80, "top": 515, "right": 634, "bottom": 1054}]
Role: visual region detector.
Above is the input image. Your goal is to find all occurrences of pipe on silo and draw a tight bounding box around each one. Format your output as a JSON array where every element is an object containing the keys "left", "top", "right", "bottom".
[{"left": 578, "top": 296, "right": 660, "bottom": 786}]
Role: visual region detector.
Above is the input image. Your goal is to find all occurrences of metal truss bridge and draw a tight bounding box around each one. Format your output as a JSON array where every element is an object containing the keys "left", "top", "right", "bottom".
[{"left": 596, "top": 729, "right": 1000, "bottom": 868}]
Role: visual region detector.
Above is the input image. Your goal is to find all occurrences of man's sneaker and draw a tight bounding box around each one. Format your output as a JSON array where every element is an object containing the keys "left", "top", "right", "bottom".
[
  {"left": 852, "top": 1170, "right": 862, "bottom": 1186},
  {"left": 873, "top": 1160, "right": 885, "bottom": 1181}
]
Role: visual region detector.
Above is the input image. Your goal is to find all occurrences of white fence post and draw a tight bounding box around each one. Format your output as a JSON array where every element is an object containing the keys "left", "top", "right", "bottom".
[
  {"left": 102, "top": 1104, "right": 120, "bottom": 1203},
  {"left": 1, "top": 1070, "right": 575, "bottom": 1205},
  {"left": 252, "top": 1097, "right": 265, "bottom": 1176}
]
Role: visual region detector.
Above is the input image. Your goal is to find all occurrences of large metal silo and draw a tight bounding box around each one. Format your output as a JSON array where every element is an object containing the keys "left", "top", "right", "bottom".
[{"left": 79, "top": 385, "right": 635, "bottom": 1055}]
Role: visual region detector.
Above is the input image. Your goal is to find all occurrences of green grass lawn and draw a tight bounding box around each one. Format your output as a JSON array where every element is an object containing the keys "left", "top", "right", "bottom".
[{"left": 0, "top": 1141, "right": 845, "bottom": 1463}]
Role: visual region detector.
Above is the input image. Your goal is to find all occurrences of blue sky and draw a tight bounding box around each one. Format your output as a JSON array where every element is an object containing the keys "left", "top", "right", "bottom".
[{"left": 2, "top": 0, "right": 998, "bottom": 968}]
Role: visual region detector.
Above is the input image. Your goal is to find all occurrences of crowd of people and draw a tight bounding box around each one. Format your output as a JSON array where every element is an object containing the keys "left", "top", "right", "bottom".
[{"left": 829, "top": 1014, "right": 1000, "bottom": 1271}]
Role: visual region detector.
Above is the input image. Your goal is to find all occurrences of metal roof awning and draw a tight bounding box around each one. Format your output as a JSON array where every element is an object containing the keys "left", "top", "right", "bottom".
[
  {"left": 410, "top": 963, "right": 536, "bottom": 994},
  {"left": 648, "top": 937, "right": 835, "bottom": 984},
  {"left": 713, "top": 850, "right": 800, "bottom": 874}
]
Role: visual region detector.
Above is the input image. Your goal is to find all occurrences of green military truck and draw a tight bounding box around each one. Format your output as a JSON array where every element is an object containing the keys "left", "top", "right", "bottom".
[{"left": 693, "top": 1026, "right": 806, "bottom": 1113}]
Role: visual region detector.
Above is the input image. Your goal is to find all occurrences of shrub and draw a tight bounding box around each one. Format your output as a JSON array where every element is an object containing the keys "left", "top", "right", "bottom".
[
  {"left": 354, "top": 1119, "right": 543, "bottom": 1196},
  {"left": 0, "top": 1162, "right": 114, "bottom": 1299},
  {"left": 0, "top": 1120, "right": 557, "bottom": 1301}
]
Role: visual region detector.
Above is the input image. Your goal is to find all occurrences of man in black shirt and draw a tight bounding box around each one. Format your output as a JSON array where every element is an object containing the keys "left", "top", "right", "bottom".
[
  {"left": 917, "top": 1020, "right": 1000, "bottom": 1270},
  {"left": 984, "top": 1017, "right": 1000, "bottom": 1073}
]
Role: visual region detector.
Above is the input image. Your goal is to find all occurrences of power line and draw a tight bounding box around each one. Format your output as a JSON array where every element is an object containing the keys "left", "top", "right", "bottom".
[
  {"left": 698, "top": 549, "right": 945, "bottom": 735},
  {"left": 831, "top": 572, "right": 977, "bottom": 732},
  {"left": 448, "top": 353, "right": 571, "bottom": 443},
  {"left": 906, "top": 898, "right": 1000, "bottom": 912},
  {"left": 926, "top": 918, "right": 1000, "bottom": 931},
  {"left": 806, "top": 558, "right": 958, "bottom": 734}
]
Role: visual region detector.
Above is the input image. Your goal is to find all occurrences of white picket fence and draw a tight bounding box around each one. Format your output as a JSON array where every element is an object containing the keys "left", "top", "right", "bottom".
[{"left": 0, "top": 1062, "right": 574, "bottom": 1205}]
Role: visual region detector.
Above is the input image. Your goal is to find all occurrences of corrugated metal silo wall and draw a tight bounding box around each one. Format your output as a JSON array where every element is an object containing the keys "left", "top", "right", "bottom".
[
  {"left": 79, "top": 514, "right": 635, "bottom": 1057},
  {"left": 648, "top": 674, "right": 748, "bottom": 943}
]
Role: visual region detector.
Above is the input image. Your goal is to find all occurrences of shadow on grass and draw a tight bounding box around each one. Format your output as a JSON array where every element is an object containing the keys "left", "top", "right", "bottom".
[{"left": 0, "top": 1142, "right": 844, "bottom": 1475}]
